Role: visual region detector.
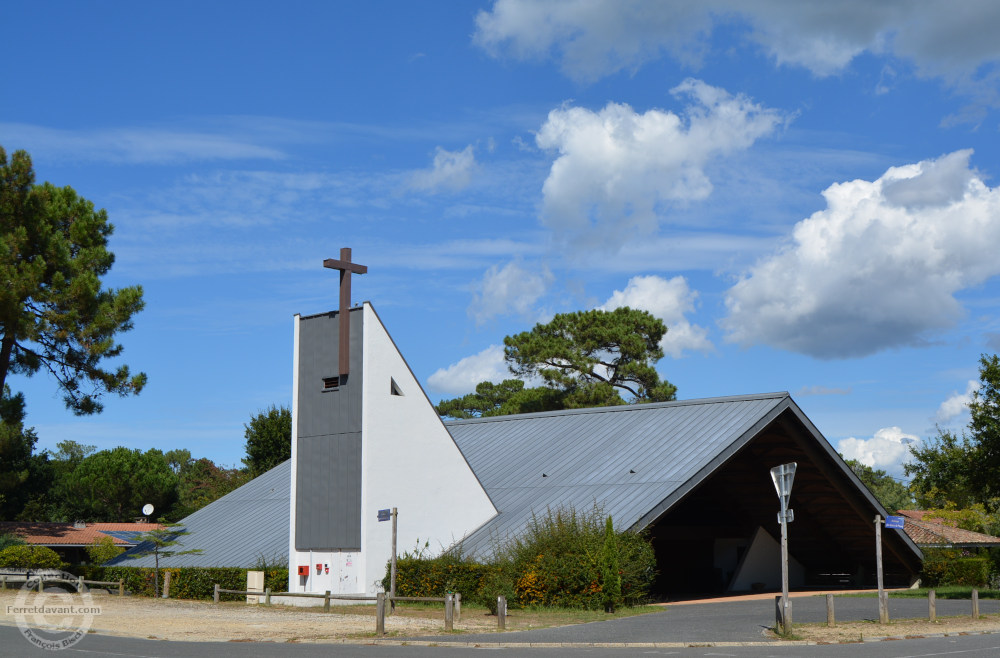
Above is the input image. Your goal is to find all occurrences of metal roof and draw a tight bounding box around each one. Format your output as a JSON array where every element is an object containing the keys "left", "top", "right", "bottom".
[
  {"left": 107, "top": 460, "right": 290, "bottom": 568},
  {"left": 447, "top": 392, "right": 790, "bottom": 557},
  {"left": 110, "top": 391, "right": 921, "bottom": 570}
]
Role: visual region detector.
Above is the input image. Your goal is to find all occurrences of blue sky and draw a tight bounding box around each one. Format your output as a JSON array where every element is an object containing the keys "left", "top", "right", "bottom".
[{"left": 3, "top": 1, "right": 1000, "bottom": 483}]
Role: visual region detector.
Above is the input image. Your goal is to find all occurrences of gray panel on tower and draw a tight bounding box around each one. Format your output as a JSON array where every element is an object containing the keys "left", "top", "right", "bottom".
[{"left": 295, "top": 308, "right": 363, "bottom": 550}]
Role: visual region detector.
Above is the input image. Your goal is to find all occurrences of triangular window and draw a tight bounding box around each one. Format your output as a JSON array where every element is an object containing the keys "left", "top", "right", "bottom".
[{"left": 390, "top": 378, "right": 404, "bottom": 396}]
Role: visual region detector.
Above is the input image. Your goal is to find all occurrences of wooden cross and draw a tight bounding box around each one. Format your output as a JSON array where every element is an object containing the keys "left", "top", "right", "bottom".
[{"left": 323, "top": 247, "right": 367, "bottom": 376}]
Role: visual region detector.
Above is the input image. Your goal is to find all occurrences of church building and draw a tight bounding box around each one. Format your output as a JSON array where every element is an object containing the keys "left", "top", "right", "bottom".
[{"left": 113, "top": 251, "right": 923, "bottom": 598}]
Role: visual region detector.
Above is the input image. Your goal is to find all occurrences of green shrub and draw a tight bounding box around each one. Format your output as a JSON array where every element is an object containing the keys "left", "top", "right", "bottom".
[
  {"left": 502, "top": 508, "right": 655, "bottom": 609},
  {"left": 921, "top": 549, "right": 990, "bottom": 587},
  {"left": 0, "top": 533, "right": 26, "bottom": 552},
  {"left": 0, "top": 545, "right": 65, "bottom": 569},
  {"left": 475, "top": 564, "right": 516, "bottom": 614},
  {"left": 85, "top": 536, "right": 124, "bottom": 565},
  {"left": 600, "top": 516, "right": 622, "bottom": 612},
  {"left": 385, "top": 506, "right": 656, "bottom": 611},
  {"left": 381, "top": 553, "right": 491, "bottom": 598},
  {"left": 948, "top": 558, "right": 990, "bottom": 586},
  {"left": 73, "top": 565, "right": 288, "bottom": 599}
]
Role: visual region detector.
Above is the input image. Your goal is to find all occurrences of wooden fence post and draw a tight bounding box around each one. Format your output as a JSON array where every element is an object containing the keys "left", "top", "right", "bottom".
[
  {"left": 213, "top": 583, "right": 220, "bottom": 604},
  {"left": 118, "top": 579, "right": 124, "bottom": 597},
  {"left": 928, "top": 589, "right": 936, "bottom": 621},
  {"left": 162, "top": 571, "right": 171, "bottom": 599},
  {"left": 497, "top": 595, "right": 506, "bottom": 630},
  {"left": 972, "top": 588, "right": 979, "bottom": 619},
  {"left": 38, "top": 576, "right": 44, "bottom": 593},
  {"left": 376, "top": 592, "right": 385, "bottom": 636},
  {"left": 264, "top": 588, "right": 271, "bottom": 605},
  {"left": 826, "top": 593, "right": 835, "bottom": 627},
  {"left": 77, "top": 576, "right": 85, "bottom": 593},
  {"left": 1, "top": 576, "right": 5, "bottom": 590},
  {"left": 324, "top": 591, "right": 331, "bottom": 613},
  {"left": 445, "top": 593, "right": 454, "bottom": 631},
  {"left": 454, "top": 592, "right": 461, "bottom": 622}
]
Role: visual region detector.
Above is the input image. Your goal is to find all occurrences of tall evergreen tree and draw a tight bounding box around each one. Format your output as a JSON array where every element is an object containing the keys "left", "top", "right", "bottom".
[
  {"left": 438, "top": 308, "right": 676, "bottom": 418},
  {"left": 0, "top": 146, "right": 146, "bottom": 415},
  {"left": 242, "top": 405, "right": 291, "bottom": 476},
  {"left": 504, "top": 308, "right": 676, "bottom": 402},
  {"left": 968, "top": 354, "right": 1000, "bottom": 502}
]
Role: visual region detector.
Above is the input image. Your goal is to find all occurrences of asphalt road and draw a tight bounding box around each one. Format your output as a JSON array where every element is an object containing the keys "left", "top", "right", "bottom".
[
  {"left": 3, "top": 624, "right": 1000, "bottom": 658},
  {"left": 402, "top": 595, "right": 1000, "bottom": 644}
]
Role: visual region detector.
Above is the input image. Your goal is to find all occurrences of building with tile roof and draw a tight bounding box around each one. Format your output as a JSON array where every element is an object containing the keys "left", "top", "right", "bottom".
[
  {"left": 0, "top": 522, "right": 162, "bottom": 564},
  {"left": 897, "top": 510, "right": 1000, "bottom": 548}
]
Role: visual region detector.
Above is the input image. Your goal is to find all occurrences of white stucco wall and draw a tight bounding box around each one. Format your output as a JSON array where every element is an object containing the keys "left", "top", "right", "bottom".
[
  {"left": 287, "top": 305, "right": 497, "bottom": 600},
  {"left": 359, "top": 303, "right": 497, "bottom": 594},
  {"left": 287, "top": 314, "right": 301, "bottom": 594}
]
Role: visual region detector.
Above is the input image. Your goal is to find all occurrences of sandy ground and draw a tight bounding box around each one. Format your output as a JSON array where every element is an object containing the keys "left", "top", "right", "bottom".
[
  {"left": 0, "top": 589, "right": 486, "bottom": 643},
  {"left": 791, "top": 614, "right": 1000, "bottom": 643}
]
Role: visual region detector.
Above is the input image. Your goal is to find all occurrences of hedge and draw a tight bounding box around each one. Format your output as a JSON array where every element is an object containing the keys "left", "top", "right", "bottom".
[
  {"left": 73, "top": 566, "right": 288, "bottom": 600},
  {"left": 0, "top": 545, "right": 65, "bottom": 569},
  {"left": 384, "top": 554, "right": 490, "bottom": 600},
  {"left": 383, "top": 508, "right": 657, "bottom": 611},
  {"left": 921, "top": 549, "right": 991, "bottom": 587}
]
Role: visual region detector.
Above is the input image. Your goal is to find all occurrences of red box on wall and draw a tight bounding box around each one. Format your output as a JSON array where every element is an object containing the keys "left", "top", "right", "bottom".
[{"left": 297, "top": 566, "right": 309, "bottom": 576}]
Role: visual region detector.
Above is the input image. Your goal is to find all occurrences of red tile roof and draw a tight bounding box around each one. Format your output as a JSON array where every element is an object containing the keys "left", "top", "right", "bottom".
[
  {"left": 0, "top": 522, "right": 163, "bottom": 546},
  {"left": 87, "top": 523, "right": 163, "bottom": 533},
  {"left": 895, "top": 513, "right": 1000, "bottom": 547}
]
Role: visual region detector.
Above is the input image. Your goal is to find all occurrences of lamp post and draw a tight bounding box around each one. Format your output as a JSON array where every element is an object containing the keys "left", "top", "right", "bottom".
[{"left": 770, "top": 462, "right": 797, "bottom": 633}]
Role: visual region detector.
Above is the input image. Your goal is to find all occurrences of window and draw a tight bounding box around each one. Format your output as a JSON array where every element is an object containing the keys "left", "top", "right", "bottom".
[{"left": 390, "top": 378, "right": 404, "bottom": 396}]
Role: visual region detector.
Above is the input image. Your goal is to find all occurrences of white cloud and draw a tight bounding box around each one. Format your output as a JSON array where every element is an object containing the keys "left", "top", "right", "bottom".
[
  {"left": 796, "top": 385, "right": 851, "bottom": 396},
  {"left": 0, "top": 122, "right": 285, "bottom": 163},
  {"left": 474, "top": 0, "right": 713, "bottom": 82},
  {"left": 723, "top": 150, "right": 1000, "bottom": 359},
  {"left": 838, "top": 426, "right": 918, "bottom": 471},
  {"left": 936, "top": 379, "right": 978, "bottom": 423},
  {"left": 473, "top": 1, "right": 1000, "bottom": 82},
  {"left": 468, "top": 260, "right": 554, "bottom": 325},
  {"left": 427, "top": 344, "right": 508, "bottom": 394},
  {"left": 535, "top": 80, "right": 783, "bottom": 249},
  {"left": 409, "top": 145, "right": 477, "bottom": 193},
  {"left": 600, "top": 275, "right": 712, "bottom": 357}
]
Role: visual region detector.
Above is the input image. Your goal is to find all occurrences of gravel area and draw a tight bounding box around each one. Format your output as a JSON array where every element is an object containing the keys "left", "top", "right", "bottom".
[{"left": 0, "top": 589, "right": 468, "bottom": 643}]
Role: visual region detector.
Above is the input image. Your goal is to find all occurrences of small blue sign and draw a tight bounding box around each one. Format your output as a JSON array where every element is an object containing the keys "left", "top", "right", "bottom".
[
  {"left": 885, "top": 515, "right": 905, "bottom": 529},
  {"left": 377, "top": 509, "right": 391, "bottom": 522}
]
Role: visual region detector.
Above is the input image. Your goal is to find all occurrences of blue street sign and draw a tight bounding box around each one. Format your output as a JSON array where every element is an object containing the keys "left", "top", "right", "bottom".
[
  {"left": 885, "top": 515, "right": 905, "bottom": 529},
  {"left": 377, "top": 509, "right": 391, "bottom": 522}
]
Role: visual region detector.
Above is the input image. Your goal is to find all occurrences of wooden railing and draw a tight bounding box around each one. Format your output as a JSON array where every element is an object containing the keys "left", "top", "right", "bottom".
[
  {"left": 210, "top": 585, "right": 508, "bottom": 635},
  {"left": 812, "top": 589, "right": 986, "bottom": 628},
  {"left": 0, "top": 574, "right": 125, "bottom": 596}
]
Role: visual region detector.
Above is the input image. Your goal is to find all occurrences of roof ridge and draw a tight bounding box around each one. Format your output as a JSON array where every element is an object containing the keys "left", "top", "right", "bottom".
[{"left": 444, "top": 392, "right": 790, "bottom": 426}]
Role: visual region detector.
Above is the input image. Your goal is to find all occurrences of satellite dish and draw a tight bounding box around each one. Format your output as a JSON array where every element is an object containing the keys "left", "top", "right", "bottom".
[{"left": 142, "top": 503, "right": 154, "bottom": 517}]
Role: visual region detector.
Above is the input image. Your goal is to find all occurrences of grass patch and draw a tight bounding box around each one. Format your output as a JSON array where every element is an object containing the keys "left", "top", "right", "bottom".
[{"left": 772, "top": 624, "right": 804, "bottom": 641}]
